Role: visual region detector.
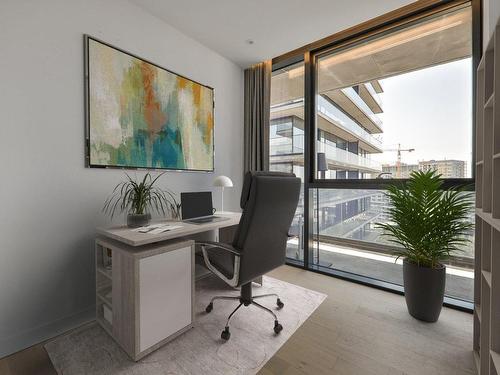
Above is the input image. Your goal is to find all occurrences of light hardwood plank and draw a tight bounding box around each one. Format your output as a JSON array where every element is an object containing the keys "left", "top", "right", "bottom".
[
  {"left": 258, "top": 266, "right": 474, "bottom": 375},
  {"left": 0, "top": 265, "right": 473, "bottom": 375}
]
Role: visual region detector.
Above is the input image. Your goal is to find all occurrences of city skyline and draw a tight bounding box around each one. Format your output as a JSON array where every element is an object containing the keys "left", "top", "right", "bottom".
[{"left": 382, "top": 159, "right": 467, "bottom": 178}]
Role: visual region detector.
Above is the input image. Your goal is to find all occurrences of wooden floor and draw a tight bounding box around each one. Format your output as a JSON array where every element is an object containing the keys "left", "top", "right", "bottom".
[
  {"left": 260, "top": 266, "right": 474, "bottom": 375},
  {"left": 0, "top": 265, "right": 474, "bottom": 375}
]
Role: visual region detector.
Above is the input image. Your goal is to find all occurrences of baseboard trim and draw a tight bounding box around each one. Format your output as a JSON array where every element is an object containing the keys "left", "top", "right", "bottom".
[{"left": 0, "top": 305, "right": 95, "bottom": 359}]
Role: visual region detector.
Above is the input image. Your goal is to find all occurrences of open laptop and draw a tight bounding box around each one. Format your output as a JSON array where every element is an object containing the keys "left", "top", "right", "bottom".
[{"left": 180, "top": 192, "right": 229, "bottom": 224}]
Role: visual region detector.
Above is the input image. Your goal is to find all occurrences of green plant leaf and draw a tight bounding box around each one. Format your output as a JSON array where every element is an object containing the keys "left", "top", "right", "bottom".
[
  {"left": 374, "top": 170, "right": 474, "bottom": 268},
  {"left": 102, "top": 172, "right": 179, "bottom": 219}
]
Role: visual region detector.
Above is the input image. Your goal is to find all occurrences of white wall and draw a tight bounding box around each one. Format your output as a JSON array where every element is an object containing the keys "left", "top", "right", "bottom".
[
  {"left": 484, "top": 0, "right": 500, "bottom": 49},
  {"left": 0, "top": 0, "right": 243, "bottom": 357}
]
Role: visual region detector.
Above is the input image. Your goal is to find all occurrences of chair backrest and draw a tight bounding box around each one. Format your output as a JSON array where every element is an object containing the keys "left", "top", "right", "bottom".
[{"left": 233, "top": 171, "right": 301, "bottom": 285}]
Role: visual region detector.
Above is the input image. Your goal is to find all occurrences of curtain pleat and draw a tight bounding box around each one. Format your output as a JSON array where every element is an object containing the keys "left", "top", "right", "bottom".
[{"left": 244, "top": 60, "right": 271, "bottom": 173}]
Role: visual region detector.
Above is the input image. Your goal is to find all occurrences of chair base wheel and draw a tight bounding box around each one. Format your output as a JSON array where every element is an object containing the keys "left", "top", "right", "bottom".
[
  {"left": 205, "top": 302, "right": 213, "bottom": 313},
  {"left": 221, "top": 327, "right": 231, "bottom": 341},
  {"left": 274, "top": 321, "right": 283, "bottom": 334},
  {"left": 277, "top": 298, "right": 284, "bottom": 309}
]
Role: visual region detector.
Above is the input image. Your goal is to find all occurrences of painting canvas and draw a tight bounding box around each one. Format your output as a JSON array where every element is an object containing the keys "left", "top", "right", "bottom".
[{"left": 86, "top": 37, "right": 214, "bottom": 171}]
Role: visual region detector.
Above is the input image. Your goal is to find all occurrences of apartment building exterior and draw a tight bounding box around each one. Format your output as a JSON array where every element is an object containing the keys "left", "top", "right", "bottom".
[
  {"left": 419, "top": 159, "right": 466, "bottom": 178},
  {"left": 270, "top": 71, "right": 387, "bottom": 252},
  {"left": 382, "top": 159, "right": 467, "bottom": 178},
  {"left": 270, "top": 78, "right": 384, "bottom": 180},
  {"left": 382, "top": 163, "right": 419, "bottom": 178},
  {"left": 270, "top": 64, "right": 471, "bottom": 262}
]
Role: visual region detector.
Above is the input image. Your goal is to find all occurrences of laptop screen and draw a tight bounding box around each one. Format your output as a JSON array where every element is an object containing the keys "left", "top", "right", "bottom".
[{"left": 180, "top": 192, "right": 214, "bottom": 220}]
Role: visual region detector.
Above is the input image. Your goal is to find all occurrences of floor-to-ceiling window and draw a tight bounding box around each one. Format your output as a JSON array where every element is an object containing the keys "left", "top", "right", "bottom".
[
  {"left": 269, "top": 0, "right": 479, "bottom": 309},
  {"left": 270, "top": 61, "right": 305, "bottom": 263}
]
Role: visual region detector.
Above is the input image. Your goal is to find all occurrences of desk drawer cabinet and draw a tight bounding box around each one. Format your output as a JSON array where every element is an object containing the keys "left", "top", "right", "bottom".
[
  {"left": 138, "top": 247, "right": 192, "bottom": 351},
  {"left": 95, "top": 238, "right": 194, "bottom": 361}
]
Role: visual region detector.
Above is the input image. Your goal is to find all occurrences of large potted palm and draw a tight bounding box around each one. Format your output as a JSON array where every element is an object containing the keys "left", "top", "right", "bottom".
[
  {"left": 376, "top": 170, "right": 473, "bottom": 322},
  {"left": 103, "top": 172, "right": 180, "bottom": 227}
]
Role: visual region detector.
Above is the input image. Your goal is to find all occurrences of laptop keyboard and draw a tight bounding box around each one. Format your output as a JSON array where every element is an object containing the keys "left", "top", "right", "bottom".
[
  {"left": 191, "top": 217, "right": 214, "bottom": 223},
  {"left": 185, "top": 216, "right": 229, "bottom": 224}
]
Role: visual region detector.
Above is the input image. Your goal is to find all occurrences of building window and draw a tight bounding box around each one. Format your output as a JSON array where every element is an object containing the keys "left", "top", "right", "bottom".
[
  {"left": 315, "top": 4, "right": 472, "bottom": 180},
  {"left": 269, "top": 1, "right": 476, "bottom": 307},
  {"left": 270, "top": 61, "right": 305, "bottom": 262}
]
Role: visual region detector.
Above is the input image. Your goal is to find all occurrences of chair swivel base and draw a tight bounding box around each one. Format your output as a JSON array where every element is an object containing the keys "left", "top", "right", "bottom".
[{"left": 205, "top": 283, "right": 284, "bottom": 341}]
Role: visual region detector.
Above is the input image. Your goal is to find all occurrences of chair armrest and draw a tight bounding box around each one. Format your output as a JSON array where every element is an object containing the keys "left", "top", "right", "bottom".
[
  {"left": 196, "top": 241, "right": 241, "bottom": 256},
  {"left": 197, "top": 241, "right": 241, "bottom": 287}
]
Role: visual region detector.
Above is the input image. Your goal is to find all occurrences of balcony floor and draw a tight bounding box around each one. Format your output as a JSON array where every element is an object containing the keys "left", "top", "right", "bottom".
[{"left": 286, "top": 243, "right": 474, "bottom": 302}]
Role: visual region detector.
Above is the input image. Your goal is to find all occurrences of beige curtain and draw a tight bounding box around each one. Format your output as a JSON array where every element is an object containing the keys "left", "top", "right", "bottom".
[{"left": 244, "top": 60, "right": 272, "bottom": 173}]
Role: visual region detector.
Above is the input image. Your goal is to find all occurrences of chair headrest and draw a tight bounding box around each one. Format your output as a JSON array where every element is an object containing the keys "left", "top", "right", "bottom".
[{"left": 240, "top": 171, "right": 297, "bottom": 209}]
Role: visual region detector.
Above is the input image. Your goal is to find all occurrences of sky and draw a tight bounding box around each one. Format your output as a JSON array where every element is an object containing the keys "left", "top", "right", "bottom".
[{"left": 371, "top": 58, "right": 473, "bottom": 177}]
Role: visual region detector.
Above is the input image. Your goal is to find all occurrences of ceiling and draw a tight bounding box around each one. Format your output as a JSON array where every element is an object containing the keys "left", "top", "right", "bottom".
[{"left": 130, "top": 0, "right": 415, "bottom": 68}]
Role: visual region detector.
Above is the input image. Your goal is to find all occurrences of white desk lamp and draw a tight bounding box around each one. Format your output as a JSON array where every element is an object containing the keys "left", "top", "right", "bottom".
[{"left": 213, "top": 175, "right": 233, "bottom": 212}]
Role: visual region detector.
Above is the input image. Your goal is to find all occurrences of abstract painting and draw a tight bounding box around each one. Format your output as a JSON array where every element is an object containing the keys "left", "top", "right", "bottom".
[{"left": 86, "top": 36, "right": 214, "bottom": 171}]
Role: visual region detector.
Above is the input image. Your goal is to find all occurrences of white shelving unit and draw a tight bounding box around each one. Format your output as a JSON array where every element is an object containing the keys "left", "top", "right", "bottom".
[
  {"left": 474, "top": 21, "right": 500, "bottom": 375},
  {"left": 95, "top": 243, "right": 113, "bottom": 333}
]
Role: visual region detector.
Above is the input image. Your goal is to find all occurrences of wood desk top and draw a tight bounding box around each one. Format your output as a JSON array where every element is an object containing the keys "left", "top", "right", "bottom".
[{"left": 97, "top": 211, "right": 242, "bottom": 247}]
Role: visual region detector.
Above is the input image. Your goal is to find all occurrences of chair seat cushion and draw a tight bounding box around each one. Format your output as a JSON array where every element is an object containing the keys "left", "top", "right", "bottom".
[{"left": 205, "top": 246, "right": 235, "bottom": 279}]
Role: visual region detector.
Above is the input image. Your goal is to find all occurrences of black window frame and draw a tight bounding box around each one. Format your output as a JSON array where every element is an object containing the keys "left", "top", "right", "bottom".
[{"left": 270, "top": 0, "right": 482, "bottom": 312}]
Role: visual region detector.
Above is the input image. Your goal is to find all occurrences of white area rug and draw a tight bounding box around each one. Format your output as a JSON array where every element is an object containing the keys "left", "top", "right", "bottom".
[{"left": 45, "top": 275, "right": 326, "bottom": 375}]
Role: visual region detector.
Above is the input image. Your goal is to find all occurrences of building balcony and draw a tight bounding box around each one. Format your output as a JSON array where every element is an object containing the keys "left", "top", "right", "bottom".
[
  {"left": 270, "top": 135, "right": 382, "bottom": 173},
  {"left": 285, "top": 238, "right": 473, "bottom": 302},
  {"left": 322, "top": 87, "right": 383, "bottom": 134},
  {"left": 319, "top": 140, "right": 382, "bottom": 173},
  {"left": 270, "top": 97, "right": 384, "bottom": 154},
  {"left": 317, "top": 96, "right": 383, "bottom": 153},
  {"left": 284, "top": 187, "right": 475, "bottom": 303},
  {"left": 343, "top": 87, "right": 383, "bottom": 126},
  {"left": 358, "top": 82, "right": 383, "bottom": 114}
]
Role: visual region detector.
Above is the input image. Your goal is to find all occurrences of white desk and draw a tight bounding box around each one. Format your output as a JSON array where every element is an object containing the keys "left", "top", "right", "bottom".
[
  {"left": 95, "top": 211, "right": 241, "bottom": 361},
  {"left": 97, "top": 211, "right": 241, "bottom": 246}
]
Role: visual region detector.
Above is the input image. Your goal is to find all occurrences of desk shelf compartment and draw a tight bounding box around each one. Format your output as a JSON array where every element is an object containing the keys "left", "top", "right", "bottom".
[
  {"left": 95, "top": 241, "right": 113, "bottom": 336},
  {"left": 96, "top": 243, "right": 113, "bottom": 276},
  {"left": 97, "top": 286, "right": 112, "bottom": 308},
  {"left": 96, "top": 302, "right": 113, "bottom": 332}
]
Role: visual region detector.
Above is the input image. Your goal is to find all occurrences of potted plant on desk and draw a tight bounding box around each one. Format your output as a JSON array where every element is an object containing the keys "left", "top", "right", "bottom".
[
  {"left": 103, "top": 172, "right": 180, "bottom": 227},
  {"left": 376, "top": 170, "right": 473, "bottom": 322}
]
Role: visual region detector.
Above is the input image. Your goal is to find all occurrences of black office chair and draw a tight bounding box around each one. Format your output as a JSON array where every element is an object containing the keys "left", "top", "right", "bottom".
[{"left": 197, "top": 171, "right": 301, "bottom": 340}]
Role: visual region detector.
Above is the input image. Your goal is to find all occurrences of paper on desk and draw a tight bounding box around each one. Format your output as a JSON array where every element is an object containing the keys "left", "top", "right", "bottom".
[{"left": 133, "top": 224, "right": 183, "bottom": 234}]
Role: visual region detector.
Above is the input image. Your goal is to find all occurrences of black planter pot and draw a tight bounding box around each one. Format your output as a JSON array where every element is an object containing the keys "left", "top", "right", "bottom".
[
  {"left": 127, "top": 213, "right": 151, "bottom": 228},
  {"left": 403, "top": 258, "right": 446, "bottom": 322}
]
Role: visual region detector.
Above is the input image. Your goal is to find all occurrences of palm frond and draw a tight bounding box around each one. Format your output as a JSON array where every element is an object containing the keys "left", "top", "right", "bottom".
[{"left": 375, "top": 170, "right": 474, "bottom": 268}]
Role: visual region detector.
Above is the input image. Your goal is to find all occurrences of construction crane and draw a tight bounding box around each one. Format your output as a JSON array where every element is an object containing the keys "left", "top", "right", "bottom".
[{"left": 384, "top": 143, "right": 415, "bottom": 178}]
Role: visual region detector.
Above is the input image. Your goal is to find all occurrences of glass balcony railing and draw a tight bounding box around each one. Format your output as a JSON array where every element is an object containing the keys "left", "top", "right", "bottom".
[
  {"left": 317, "top": 96, "right": 383, "bottom": 150},
  {"left": 341, "top": 87, "right": 383, "bottom": 129},
  {"left": 285, "top": 188, "right": 475, "bottom": 302},
  {"left": 270, "top": 134, "right": 382, "bottom": 172},
  {"left": 306, "top": 188, "right": 475, "bottom": 302},
  {"left": 271, "top": 97, "right": 383, "bottom": 151},
  {"left": 269, "top": 135, "right": 303, "bottom": 156},
  {"left": 318, "top": 140, "right": 382, "bottom": 172}
]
